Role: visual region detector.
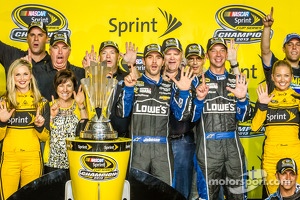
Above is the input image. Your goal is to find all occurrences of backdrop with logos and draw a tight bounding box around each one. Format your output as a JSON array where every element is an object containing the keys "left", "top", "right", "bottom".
[{"left": 1, "top": 1, "right": 300, "bottom": 198}]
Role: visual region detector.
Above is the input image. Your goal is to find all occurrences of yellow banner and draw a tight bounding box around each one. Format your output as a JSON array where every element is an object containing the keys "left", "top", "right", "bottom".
[{"left": 1, "top": 1, "right": 299, "bottom": 198}]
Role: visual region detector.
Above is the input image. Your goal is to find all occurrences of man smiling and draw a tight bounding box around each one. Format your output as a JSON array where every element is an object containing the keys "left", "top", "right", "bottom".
[{"left": 266, "top": 158, "right": 300, "bottom": 200}]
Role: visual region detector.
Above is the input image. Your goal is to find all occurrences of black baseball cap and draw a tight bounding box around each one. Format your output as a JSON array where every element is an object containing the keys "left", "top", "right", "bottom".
[
  {"left": 50, "top": 32, "right": 71, "bottom": 47},
  {"left": 99, "top": 41, "right": 119, "bottom": 53},
  {"left": 161, "top": 38, "right": 182, "bottom": 53},
  {"left": 27, "top": 21, "right": 47, "bottom": 34},
  {"left": 143, "top": 43, "right": 163, "bottom": 57},
  {"left": 207, "top": 37, "right": 227, "bottom": 51},
  {"left": 276, "top": 158, "right": 298, "bottom": 174},
  {"left": 185, "top": 43, "right": 205, "bottom": 58}
]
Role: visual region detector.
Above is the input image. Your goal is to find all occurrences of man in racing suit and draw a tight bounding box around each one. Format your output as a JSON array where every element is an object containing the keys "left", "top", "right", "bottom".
[
  {"left": 175, "top": 37, "right": 252, "bottom": 200},
  {"left": 116, "top": 43, "right": 192, "bottom": 185}
]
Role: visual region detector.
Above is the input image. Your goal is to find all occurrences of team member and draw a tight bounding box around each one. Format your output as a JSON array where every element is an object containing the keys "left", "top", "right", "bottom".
[
  {"left": 35, "top": 31, "right": 85, "bottom": 101},
  {"left": 44, "top": 69, "right": 88, "bottom": 179},
  {"left": 266, "top": 158, "right": 300, "bottom": 199},
  {"left": 185, "top": 43, "right": 206, "bottom": 76},
  {"left": 185, "top": 37, "right": 251, "bottom": 200},
  {"left": 116, "top": 43, "right": 192, "bottom": 185},
  {"left": 261, "top": 7, "right": 300, "bottom": 93},
  {"left": 161, "top": 37, "right": 195, "bottom": 198},
  {"left": 0, "top": 59, "right": 50, "bottom": 199},
  {"left": 251, "top": 60, "right": 300, "bottom": 195},
  {"left": 0, "top": 21, "right": 50, "bottom": 74},
  {"left": 82, "top": 41, "right": 138, "bottom": 137}
]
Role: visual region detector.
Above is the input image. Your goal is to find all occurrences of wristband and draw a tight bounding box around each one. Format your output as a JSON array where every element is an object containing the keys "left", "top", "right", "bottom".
[
  {"left": 237, "top": 96, "right": 246, "bottom": 100},
  {"left": 230, "top": 62, "right": 239, "bottom": 68},
  {"left": 79, "top": 105, "right": 86, "bottom": 111}
]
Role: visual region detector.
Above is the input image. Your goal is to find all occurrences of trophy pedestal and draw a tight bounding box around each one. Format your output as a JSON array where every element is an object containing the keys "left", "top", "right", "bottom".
[{"left": 66, "top": 137, "right": 131, "bottom": 200}]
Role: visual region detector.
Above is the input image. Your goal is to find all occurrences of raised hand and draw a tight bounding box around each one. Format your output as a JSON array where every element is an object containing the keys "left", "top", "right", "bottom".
[
  {"left": 170, "top": 66, "right": 195, "bottom": 91},
  {"left": 226, "top": 74, "right": 248, "bottom": 100},
  {"left": 82, "top": 45, "right": 100, "bottom": 68},
  {"left": 120, "top": 42, "right": 138, "bottom": 65},
  {"left": 227, "top": 39, "right": 239, "bottom": 65},
  {"left": 50, "top": 95, "right": 59, "bottom": 118},
  {"left": 124, "top": 64, "right": 138, "bottom": 87},
  {"left": 262, "top": 7, "right": 274, "bottom": 28},
  {"left": 257, "top": 84, "right": 274, "bottom": 104},
  {"left": 34, "top": 106, "right": 45, "bottom": 127},
  {"left": 195, "top": 73, "right": 209, "bottom": 100},
  {"left": 73, "top": 85, "right": 85, "bottom": 105},
  {"left": 0, "top": 99, "right": 15, "bottom": 122},
  {"left": 20, "top": 48, "right": 33, "bottom": 64}
]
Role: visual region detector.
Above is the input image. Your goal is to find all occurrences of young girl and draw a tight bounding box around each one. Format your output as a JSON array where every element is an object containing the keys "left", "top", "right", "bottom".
[
  {"left": 0, "top": 59, "right": 50, "bottom": 199},
  {"left": 43, "top": 69, "right": 87, "bottom": 178},
  {"left": 251, "top": 60, "right": 300, "bottom": 195}
]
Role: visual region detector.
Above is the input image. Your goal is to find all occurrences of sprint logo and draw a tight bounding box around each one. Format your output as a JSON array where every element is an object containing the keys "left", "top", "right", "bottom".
[{"left": 109, "top": 8, "right": 182, "bottom": 37}]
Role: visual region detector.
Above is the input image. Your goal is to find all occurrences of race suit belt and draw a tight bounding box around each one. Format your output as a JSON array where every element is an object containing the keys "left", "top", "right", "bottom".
[
  {"left": 132, "top": 136, "right": 167, "bottom": 144},
  {"left": 205, "top": 131, "right": 235, "bottom": 140}
]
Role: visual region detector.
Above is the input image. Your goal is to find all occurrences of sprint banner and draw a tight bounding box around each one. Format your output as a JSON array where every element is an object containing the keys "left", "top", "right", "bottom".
[{"left": 1, "top": 1, "right": 300, "bottom": 199}]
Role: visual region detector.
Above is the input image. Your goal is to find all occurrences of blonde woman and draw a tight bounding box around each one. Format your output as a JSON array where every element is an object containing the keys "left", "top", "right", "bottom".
[
  {"left": 0, "top": 59, "right": 50, "bottom": 199},
  {"left": 251, "top": 60, "right": 300, "bottom": 195}
]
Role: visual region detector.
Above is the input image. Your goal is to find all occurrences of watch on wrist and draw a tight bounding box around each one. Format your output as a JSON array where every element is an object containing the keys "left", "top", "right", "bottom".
[{"left": 230, "top": 62, "right": 239, "bottom": 68}]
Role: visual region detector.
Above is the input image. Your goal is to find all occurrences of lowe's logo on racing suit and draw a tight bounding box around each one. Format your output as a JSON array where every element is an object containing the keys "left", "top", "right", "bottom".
[
  {"left": 204, "top": 96, "right": 235, "bottom": 113},
  {"left": 134, "top": 99, "right": 169, "bottom": 116}
]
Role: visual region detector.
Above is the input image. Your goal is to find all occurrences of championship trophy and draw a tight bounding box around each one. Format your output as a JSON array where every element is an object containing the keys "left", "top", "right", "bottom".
[
  {"left": 65, "top": 61, "right": 132, "bottom": 200},
  {"left": 79, "top": 60, "right": 118, "bottom": 140}
]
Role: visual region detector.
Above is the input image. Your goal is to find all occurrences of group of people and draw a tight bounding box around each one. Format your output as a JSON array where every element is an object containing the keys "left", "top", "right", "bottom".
[{"left": 0, "top": 6, "right": 300, "bottom": 200}]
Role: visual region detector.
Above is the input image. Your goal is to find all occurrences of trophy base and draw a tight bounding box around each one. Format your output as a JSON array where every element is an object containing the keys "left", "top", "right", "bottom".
[
  {"left": 79, "top": 130, "right": 118, "bottom": 140},
  {"left": 78, "top": 119, "right": 118, "bottom": 140}
]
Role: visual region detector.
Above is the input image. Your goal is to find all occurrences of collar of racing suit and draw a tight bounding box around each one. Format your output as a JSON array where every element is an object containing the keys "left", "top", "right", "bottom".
[
  {"left": 206, "top": 69, "right": 228, "bottom": 80},
  {"left": 141, "top": 73, "right": 163, "bottom": 86}
]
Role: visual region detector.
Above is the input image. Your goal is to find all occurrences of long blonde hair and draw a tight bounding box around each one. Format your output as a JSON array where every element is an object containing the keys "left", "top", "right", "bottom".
[{"left": 6, "top": 59, "right": 42, "bottom": 108}]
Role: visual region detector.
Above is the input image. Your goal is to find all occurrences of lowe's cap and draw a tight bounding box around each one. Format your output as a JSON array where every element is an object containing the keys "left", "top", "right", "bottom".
[
  {"left": 276, "top": 158, "right": 298, "bottom": 174},
  {"left": 185, "top": 43, "right": 205, "bottom": 58},
  {"left": 162, "top": 38, "right": 182, "bottom": 53},
  {"left": 28, "top": 21, "right": 47, "bottom": 34},
  {"left": 99, "top": 41, "right": 119, "bottom": 53},
  {"left": 50, "top": 32, "right": 71, "bottom": 47},
  {"left": 283, "top": 33, "right": 300, "bottom": 46},
  {"left": 207, "top": 37, "right": 227, "bottom": 51},
  {"left": 143, "top": 43, "right": 163, "bottom": 57}
]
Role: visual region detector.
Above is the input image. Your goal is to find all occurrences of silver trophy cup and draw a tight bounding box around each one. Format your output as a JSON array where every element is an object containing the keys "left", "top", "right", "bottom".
[{"left": 80, "top": 61, "right": 118, "bottom": 140}]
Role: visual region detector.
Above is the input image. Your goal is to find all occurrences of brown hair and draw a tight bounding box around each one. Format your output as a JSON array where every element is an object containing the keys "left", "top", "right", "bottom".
[{"left": 53, "top": 69, "right": 77, "bottom": 92}]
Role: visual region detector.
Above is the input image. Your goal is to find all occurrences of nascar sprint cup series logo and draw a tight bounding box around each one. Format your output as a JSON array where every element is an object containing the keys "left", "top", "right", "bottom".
[
  {"left": 79, "top": 154, "right": 119, "bottom": 181},
  {"left": 10, "top": 4, "right": 70, "bottom": 42},
  {"left": 213, "top": 5, "right": 272, "bottom": 44}
]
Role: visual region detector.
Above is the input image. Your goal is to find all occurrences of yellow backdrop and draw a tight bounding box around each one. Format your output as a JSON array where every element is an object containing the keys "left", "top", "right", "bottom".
[{"left": 1, "top": 1, "right": 300, "bottom": 198}]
